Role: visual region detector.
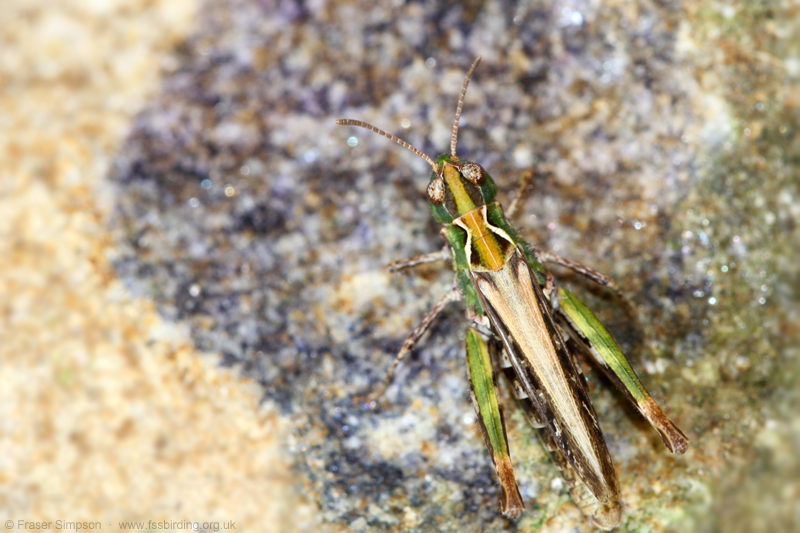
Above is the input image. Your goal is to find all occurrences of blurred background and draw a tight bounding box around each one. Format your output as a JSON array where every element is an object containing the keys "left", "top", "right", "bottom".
[{"left": 1, "top": 1, "right": 798, "bottom": 532}]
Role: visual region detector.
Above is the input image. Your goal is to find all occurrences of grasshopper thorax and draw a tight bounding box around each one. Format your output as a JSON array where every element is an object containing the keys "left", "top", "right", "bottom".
[{"left": 335, "top": 56, "right": 491, "bottom": 224}]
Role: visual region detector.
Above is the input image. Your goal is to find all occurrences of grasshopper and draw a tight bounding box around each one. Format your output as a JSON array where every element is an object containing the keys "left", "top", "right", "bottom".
[{"left": 335, "top": 57, "right": 688, "bottom": 529}]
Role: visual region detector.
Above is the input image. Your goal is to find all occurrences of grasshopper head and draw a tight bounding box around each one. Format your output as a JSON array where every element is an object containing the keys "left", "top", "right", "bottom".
[{"left": 426, "top": 155, "right": 497, "bottom": 223}]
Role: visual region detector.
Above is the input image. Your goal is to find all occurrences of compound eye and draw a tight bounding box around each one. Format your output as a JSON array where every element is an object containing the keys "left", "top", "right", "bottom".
[
  {"left": 426, "top": 177, "right": 445, "bottom": 205},
  {"left": 460, "top": 162, "right": 485, "bottom": 185}
]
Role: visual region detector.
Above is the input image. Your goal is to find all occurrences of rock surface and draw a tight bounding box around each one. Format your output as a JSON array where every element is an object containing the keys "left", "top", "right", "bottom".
[
  {"left": 24, "top": 0, "right": 794, "bottom": 531},
  {"left": 1, "top": 1, "right": 320, "bottom": 531}
]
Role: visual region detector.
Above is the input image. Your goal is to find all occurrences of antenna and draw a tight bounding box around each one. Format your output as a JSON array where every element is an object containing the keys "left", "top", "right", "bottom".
[
  {"left": 334, "top": 119, "right": 438, "bottom": 172},
  {"left": 450, "top": 56, "right": 482, "bottom": 158}
]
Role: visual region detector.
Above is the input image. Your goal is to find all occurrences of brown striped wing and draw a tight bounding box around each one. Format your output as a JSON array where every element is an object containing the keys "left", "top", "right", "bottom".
[{"left": 470, "top": 249, "right": 621, "bottom": 529}]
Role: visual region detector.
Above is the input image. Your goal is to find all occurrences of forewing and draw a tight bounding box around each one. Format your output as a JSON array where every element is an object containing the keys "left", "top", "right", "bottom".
[
  {"left": 471, "top": 250, "right": 620, "bottom": 528},
  {"left": 490, "top": 341, "right": 619, "bottom": 527}
]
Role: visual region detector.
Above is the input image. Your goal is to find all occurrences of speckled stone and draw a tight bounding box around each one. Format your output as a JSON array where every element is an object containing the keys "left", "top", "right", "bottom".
[
  {"left": 109, "top": 1, "right": 799, "bottom": 532},
  {"left": 1, "top": 1, "right": 321, "bottom": 532}
]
